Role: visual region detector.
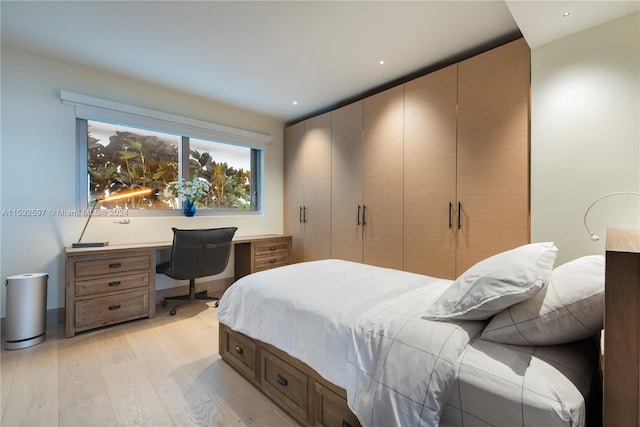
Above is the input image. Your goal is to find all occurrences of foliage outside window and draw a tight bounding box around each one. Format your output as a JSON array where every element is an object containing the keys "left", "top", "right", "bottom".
[{"left": 85, "top": 120, "right": 259, "bottom": 212}]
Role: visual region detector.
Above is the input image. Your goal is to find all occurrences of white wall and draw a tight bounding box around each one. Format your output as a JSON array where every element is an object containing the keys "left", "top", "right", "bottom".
[
  {"left": 0, "top": 47, "right": 285, "bottom": 316},
  {"left": 2, "top": 11, "right": 638, "bottom": 317},
  {"left": 531, "top": 12, "right": 639, "bottom": 265}
]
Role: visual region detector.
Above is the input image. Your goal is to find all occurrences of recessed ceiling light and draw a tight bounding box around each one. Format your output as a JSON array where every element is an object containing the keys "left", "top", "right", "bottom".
[
  {"left": 292, "top": 101, "right": 298, "bottom": 105},
  {"left": 379, "top": 60, "right": 385, "bottom": 65},
  {"left": 563, "top": 12, "right": 570, "bottom": 17}
]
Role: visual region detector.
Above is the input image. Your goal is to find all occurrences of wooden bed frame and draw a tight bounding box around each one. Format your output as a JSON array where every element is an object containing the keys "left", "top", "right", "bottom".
[{"left": 219, "top": 323, "right": 360, "bottom": 427}]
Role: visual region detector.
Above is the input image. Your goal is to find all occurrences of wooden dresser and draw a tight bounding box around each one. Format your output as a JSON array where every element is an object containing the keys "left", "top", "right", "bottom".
[
  {"left": 603, "top": 228, "right": 640, "bottom": 426},
  {"left": 65, "top": 246, "right": 156, "bottom": 337},
  {"left": 65, "top": 235, "right": 292, "bottom": 337}
]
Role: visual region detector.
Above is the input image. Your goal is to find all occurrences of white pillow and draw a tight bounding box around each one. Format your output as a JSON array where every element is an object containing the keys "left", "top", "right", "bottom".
[
  {"left": 481, "top": 255, "right": 605, "bottom": 345},
  {"left": 422, "top": 242, "right": 557, "bottom": 321}
]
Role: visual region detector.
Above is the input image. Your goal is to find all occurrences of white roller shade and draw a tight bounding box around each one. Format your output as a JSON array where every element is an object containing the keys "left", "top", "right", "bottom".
[{"left": 60, "top": 90, "right": 272, "bottom": 149}]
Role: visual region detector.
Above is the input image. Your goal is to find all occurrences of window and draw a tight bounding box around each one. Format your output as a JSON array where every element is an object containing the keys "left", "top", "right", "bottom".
[
  {"left": 63, "top": 90, "right": 271, "bottom": 216},
  {"left": 80, "top": 120, "right": 261, "bottom": 214}
]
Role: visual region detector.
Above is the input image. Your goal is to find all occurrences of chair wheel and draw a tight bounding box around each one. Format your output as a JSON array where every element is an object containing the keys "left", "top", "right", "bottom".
[
  {"left": 169, "top": 308, "right": 176, "bottom": 316},
  {"left": 161, "top": 300, "right": 168, "bottom": 307},
  {"left": 214, "top": 301, "right": 219, "bottom": 308}
]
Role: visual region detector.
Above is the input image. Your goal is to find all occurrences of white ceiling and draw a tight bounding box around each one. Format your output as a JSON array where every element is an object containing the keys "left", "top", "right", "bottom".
[{"left": 2, "top": 1, "right": 638, "bottom": 122}]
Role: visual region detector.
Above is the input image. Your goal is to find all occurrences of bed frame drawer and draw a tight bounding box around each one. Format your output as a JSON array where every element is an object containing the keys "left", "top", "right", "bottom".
[
  {"left": 219, "top": 324, "right": 361, "bottom": 427},
  {"left": 220, "top": 326, "right": 257, "bottom": 382},
  {"left": 261, "top": 350, "right": 308, "bottom": 422},
  {"left": 314, "top": 382, "right": 361, "bottom": 427}
]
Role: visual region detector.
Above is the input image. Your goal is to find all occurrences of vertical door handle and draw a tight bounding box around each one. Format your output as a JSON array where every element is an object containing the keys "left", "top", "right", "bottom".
[
  {"left": 357, "top": 205, "right": 361, "bottom": 226},
  {"left": 458, "top": 202, "right": 462, "bottom": 230},
  {"left": 362, "top": 205, "right": 367, "bottom": 226},
  {"left": 299, "top": 206, "right": 303, "bottom": 223},
  {"left": 303, "top": 206, "right": 307, "bottom": 223},
  {"left": 448, "top": 202, "right": 453, "bottom": 229}
]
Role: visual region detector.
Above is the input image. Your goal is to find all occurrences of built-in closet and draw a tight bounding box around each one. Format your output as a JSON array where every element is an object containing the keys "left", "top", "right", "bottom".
[
  {"left": 403, "top": 64, "right": 458, "bottom": 278},
  {"left": 362, "top": 86, "right": 405, "bottom": 269},
  {"left": 284, "top": 38, "right": 530, "bottom": 277},
  {"left": 455, "top": 37, "right": 530, "bottom": 275},
  {"left": 283, "top": 112, "right": 332, "bottom": 263},
  {"left": 330, "top": 101, "right": 364, "bottom": 263}
]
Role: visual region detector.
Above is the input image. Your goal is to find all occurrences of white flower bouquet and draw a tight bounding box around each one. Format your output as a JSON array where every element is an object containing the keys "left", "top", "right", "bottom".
[{"left": 164, "top": 178, "right": 211, "bottom": 205}]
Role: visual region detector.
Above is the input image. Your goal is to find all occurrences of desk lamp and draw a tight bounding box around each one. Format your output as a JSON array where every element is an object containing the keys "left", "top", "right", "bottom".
[
  {"left": 72, "top": 187, "right": 153, "bottom": 248},
  {"left": 583, "top": 191, "right": 640, "bottom": 241}
]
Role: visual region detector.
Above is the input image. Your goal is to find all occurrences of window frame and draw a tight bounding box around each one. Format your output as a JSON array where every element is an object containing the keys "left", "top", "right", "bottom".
[{"left": 66, "top": 91, "right": 270, "bottom": 216}]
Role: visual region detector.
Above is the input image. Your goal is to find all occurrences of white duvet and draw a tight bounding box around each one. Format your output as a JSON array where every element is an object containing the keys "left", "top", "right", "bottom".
[
  {"left": 217, "top": 259, "right": 444, "bottom": 387},
  {"left": 345, "top": 284, "right": 485, "bottom": 427},
  {"left": 217, "top": 259, "right": 594, "bottom": 427}
]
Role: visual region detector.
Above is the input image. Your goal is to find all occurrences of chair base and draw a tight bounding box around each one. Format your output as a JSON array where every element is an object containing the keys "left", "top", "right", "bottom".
[{"left": 162, "top": 280, "right": 219, "bottom": 315}]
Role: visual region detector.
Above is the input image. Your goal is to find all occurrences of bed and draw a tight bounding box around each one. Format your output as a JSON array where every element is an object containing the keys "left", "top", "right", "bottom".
[{"left": 217, "top": 242, "right": 603, "bottom": 427}]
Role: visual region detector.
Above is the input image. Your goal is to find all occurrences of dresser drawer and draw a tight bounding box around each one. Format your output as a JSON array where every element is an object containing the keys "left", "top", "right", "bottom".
[
  {"left": 75, "top": 255, "right": 150, "bottom": 277},
  {"left": 75, "top": 288, "right": 150, "bottom": 329},
  {"left": 222, "top": 327, "right": 257, "bottom": 381},
  {"left": 75, "top": 272, "right": 149, "bottom": 297},
  {"left": 261, "top": 350, "right": 308, "bottom": 421},
  {"left": 314, "top": 382, "right": 361, "bottom": 427},
  {"left": 254, "top": 253, "right": 290, "bottom": 271},
  {"left": 254, "top": 241, "right": 290, "bottom": 256}
]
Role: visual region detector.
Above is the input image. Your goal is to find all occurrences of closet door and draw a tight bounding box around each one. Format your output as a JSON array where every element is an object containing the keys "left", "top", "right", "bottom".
[
  {"left": 457, "top": 38, "right": 530, "bottom": 274},
  {"left": 302, "top": 112, "right": 332, "bottom": 261},
  {"left": 403, "top": 65, "right": 458, "bottom": 279},
  {"left": 363, "top": 86, "right": 404, "bottom": 269},
  {"left": 284, "top": 121, "right": 305, "bottom": 263},
  {"left": 332, "top": 101, "right": 364, "bottom": 262}
]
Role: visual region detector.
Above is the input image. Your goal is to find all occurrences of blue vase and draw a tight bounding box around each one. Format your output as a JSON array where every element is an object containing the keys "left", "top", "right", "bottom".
[{"left": 183, "top": 200, "right": 196, "bottom": 217}]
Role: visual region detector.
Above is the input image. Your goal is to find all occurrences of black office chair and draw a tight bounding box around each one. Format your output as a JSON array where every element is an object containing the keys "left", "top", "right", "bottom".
[{"left": 157, "top": 227, "right": 237, "bottom": 315}]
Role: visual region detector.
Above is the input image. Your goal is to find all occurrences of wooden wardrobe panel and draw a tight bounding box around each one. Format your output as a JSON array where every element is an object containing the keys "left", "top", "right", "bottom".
[
  {"left": 302, "top": 112, "right": 332, "bottom": 262},
  {"left": 332, "top": 101, "right": 364, "bottom": 263},
  {"left": 363, "top": 86, "right": 404, "bottom": 270},
  {"left": 456, "top": 38, "right": 531, "bottom": 274},
  {"left": 283, "top": 122, "right": 305, "bottom": 264},
  {"left": 403, "top": 64, "right": 458, "bottom": 279}
]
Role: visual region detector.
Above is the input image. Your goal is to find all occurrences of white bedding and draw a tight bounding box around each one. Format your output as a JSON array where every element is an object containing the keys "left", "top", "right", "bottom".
[
  {"left": 217, "top": 259, "right": 594, "bottom": 427},
  {"left": 217, "top": 259, "right": 444, "bottom": 387},
  {"left": 441, "top": 338, "right": 594, "bottom": 426},
  {"left": 346, "top": 285, "right": 485, "bottom": 426}
]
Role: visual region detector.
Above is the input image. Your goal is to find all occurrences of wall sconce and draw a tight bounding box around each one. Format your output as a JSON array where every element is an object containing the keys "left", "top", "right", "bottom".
[
  {"left": 72, "top": 188, "right": 153, "bottom": 248},
  {"left": 583, "top": 191, "right": 640, "bottom": 241}
]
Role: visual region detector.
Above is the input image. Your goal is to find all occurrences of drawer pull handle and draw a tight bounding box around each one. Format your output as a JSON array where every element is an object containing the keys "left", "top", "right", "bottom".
[
  {"left": 342, "top": 422, "right": 353, "bottom": 427},
  {"left": 269, "top": 259, "right": 276, "bottom": 264},
  {"left": 234, "top": 346, "right": 244, "bottom": 355},
  {"left": 108, "top": 304, "right": 121, "bottom": 311},
  {"left": 269, "top": 246, "right": 276, "bottom": 251},
  {"left": 276, "top": 374, "right": 288, "bottom": 387},
  {"left": 108, "top": 281, "right": 121, "bottom": 287},
  {"left": 108, "top": 263, "right": 122, "bottom": 269}
]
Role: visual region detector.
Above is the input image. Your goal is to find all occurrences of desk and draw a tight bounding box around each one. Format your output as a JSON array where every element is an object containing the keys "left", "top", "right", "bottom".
[{"left": 65, "top": 234, "right": 291, "bottom": 337}]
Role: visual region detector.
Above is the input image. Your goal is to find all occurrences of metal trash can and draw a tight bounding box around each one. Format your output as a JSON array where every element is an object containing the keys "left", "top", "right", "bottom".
[{"left": 4, "top": 273, "right": 48, "bottom": 350}]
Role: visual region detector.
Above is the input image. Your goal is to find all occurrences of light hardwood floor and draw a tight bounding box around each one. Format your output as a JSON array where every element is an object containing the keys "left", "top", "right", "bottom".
[{"left": 1, "top": 300, "right": 300, "bottom": 427}]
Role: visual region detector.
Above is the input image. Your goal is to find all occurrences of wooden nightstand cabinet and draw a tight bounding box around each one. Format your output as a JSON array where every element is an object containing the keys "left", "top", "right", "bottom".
[
  {"left": 603, "top": 228, "right": 640, "bottom": 426},
  {"left": 234, "top": 235, "right": 292, "bottom": 281},
  {"left": 65, "top": 247, "right": 156, "bottom": 337}
]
